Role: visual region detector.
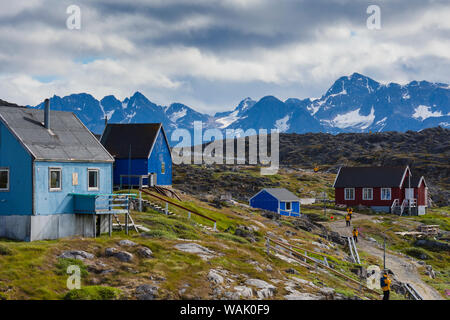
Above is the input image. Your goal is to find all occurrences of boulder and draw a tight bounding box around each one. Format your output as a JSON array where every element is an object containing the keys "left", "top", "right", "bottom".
[
  {"left": 135, "top": 284, "right": 158, "bottom": 300},
  {"left": 257, "top": 288, "right": 274, "bottom": 299},
  {"left": 58, "top": 250, "right": 94, "bottom": 260},
  {"left": 234, "top": 286, "right": 253, "bottom": 298},
  {"left": 115, "top": 251, "right": 133, "bottom": 262},
  {"left": 105, "top": 247, "right": 133, "bottom": 262},
  {"left": 105, "top": 247, "right": 118, "bottom": 257},
  {"left": 208, "top": 270, "right": 224, "bottom": 285},
  {"left": 118, "top": 240, "right": 137, "bottom": 247},
  {"left": 174, "top": 243, "right": 216, "bottom": 261},
  {"left": 245, "top": 279, "right": 276, "bottom": 295},
  {"left": 138, "top": 247, "right": 153, "bottom": 258}
]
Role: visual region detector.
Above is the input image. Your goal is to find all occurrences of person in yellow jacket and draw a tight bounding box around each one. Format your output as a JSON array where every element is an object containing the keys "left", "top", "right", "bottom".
[
  {"left": 352, "top": 227, "right": 358, "bottom": 243},
  {"left": 345, "top": 213, "right": 351, "bottom": 227},
  {"left": 381, "top": 272, "right": 391, "bottom": 300},
  {"left": 347, "top": 207, "right": 353, "bottom": 219}
]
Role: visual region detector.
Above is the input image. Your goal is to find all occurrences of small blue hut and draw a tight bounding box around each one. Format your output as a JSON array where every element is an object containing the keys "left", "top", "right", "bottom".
[
  {"left": 0, "top": 101, "right": 116, "bottom": 241},
  {"left": 249, "top": 188, "right": 301, "bottom": 217},
  {"left": 100, "top": 123, "right": 172, "bottom": 187}
]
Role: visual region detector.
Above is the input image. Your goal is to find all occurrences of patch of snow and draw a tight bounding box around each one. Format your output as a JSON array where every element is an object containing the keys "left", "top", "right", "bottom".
[
  {"left": 122, "top": 101, "right": 128, "bottom": 109},
  {"left": 275, "top": 115, "right": 290, "bottom": 132},
  {"left": 402, "top": 92, "right": 410, "bottom": 100},
  {"left": 412, "top": 105, "right": 443, "bottom": 121},
  {"left": 325, "top": 107, "right": 375, "bottom": 129},
  {"left": 439, "top": 122, "right": 450, "bottom": 127},
  {"left": 169, "top": 108, "right": 187, "bottom": 122},
  {"left": 307, "top": 99, "right": 323, "bottom": 115},
  {"left": 240, "top": 98, "right": 253, "bottom": 112},
  {"left": 216, "top": 110, "right": 240, "bottom": 129}
]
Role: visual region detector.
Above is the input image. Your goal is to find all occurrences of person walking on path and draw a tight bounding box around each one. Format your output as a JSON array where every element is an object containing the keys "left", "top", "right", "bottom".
[
  {"left": 347, "top": 207, "right": 353, "bottom": 220},
  {"left": 380, "top": 272, "right": 392, "bottom": 300},
  {"left": 352, "top": 227, "right": 358, "bottom": 243},
  {"left": 345, "top": 213, "right": 351, "bottom": 227}
]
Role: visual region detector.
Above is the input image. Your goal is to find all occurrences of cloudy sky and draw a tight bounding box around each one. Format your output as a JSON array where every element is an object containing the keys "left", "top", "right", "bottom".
[{"left": 0, "top": 0, "right": 449, "bottom": 114}]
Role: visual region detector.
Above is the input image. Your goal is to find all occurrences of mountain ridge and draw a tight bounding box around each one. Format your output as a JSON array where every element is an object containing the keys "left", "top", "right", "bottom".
[{"left": 21, "top": 73, "right": 450, "bottom": 140}]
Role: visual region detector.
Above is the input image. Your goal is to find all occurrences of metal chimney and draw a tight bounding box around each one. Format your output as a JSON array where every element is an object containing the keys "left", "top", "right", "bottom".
[{"left": 44, "top": 99, "right": 50, "bottom": 129}]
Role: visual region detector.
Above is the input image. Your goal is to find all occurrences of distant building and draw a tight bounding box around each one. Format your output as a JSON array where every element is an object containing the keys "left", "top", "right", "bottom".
[
  {"left": 100, "top": 123, "right": 172, "bottom": 187},
  {"left": 249, "top": 188, "right": 301, "bottom": 217},
  {"left": 0, "top": 101, "right": 115, "bottom": 241},
  {"left": 333, "top": 166, "right": 428, "bottom": 215}
]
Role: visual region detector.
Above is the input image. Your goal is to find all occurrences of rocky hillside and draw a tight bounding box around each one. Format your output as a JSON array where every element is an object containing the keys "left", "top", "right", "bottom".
[{"left": 174, "top": 127, "right": 450, "bottom": 206}]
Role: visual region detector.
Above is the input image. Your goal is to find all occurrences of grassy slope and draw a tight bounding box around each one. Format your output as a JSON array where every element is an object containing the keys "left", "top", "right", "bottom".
[{"left": 0, "top": 168, "right": 447, "bottom": 300}]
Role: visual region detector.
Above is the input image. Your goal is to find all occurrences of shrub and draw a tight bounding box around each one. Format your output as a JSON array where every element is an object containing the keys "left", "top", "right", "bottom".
[
  {"left": 404, "top": 247, "right": 433, "bottom": 260},
  {"left": 0, "top": 245, "right": 12, "bottom": 256},
  {"left": 55, "top": 258, "right": 88, "bottom": 277},
  {"left": 64, "top": 286, "right": 121, "bottom": 300}
]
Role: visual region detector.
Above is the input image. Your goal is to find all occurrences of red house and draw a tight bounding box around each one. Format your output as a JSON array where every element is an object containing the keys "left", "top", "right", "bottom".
[{"left": 333, "top": 166, "right": 428, "bottom": 215}]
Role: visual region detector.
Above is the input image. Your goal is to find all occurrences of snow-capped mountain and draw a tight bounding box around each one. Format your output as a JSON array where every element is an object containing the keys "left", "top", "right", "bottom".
[{"left": 29, "top": 73, "right": 450, "bottom": 144}]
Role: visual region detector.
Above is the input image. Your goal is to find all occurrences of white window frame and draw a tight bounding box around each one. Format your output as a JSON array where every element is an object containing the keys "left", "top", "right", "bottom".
[
  {"left": 49, "top": 168, "right": 62, "bottom": 192},
  {"left": 88, "top": 168, "right": 100, "bottom": 191},
  {"left": 362, "top": 188, "right": 373, "bottom": 200},
  {"left": 0, "top": 167, "right": 9, "bottom": 191},
  {"left": 381, "top": 188, "right": 392, "bottom": 200},
  {"left": 344, "top": 188, "right": 355, "bottom": 200},
  {"left": 285, "top": 201, "right": 292, "bottom": 211}
]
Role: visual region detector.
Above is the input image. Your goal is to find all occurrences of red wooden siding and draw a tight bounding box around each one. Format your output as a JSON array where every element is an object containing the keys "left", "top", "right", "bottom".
[{"left": 335, "top": 187, "right": 403, "bottom": 206}]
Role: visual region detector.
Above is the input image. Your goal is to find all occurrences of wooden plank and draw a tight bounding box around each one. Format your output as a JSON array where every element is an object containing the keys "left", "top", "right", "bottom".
[{"left": 268, "top": 237, "right": 380, "bottom": 296}]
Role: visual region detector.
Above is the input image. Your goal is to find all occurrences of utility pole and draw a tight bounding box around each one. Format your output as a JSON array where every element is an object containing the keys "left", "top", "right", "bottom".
[{"left": 383, "top": 226, "right": 395, "bottom": 270}]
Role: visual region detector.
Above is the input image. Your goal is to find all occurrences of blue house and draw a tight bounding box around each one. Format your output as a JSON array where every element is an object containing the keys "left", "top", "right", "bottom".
[
  {"left": 100, "top": 123, "right": 172, "bottom": 187},
  {"left": 0, "top": 101, "right": 116, "bottom": 241},
  {"left": 249, "top": 188, "right": 301, "bottom": 217}
]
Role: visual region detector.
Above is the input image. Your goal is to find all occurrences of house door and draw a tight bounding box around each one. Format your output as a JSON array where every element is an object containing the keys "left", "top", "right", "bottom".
[{"left": 405, "top": 188, "right": 414, "bottom": 200}]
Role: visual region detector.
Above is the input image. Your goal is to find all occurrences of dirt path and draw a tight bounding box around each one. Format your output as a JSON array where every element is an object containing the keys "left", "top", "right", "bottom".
[{"left": 323, "top": 211, "right": 443, "bottom": 300}]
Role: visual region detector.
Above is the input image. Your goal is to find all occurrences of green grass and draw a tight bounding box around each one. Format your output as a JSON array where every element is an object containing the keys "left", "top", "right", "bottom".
[
  {"left": 55, "top": 258, "right": 89, "bottom": 277},
  {"left": 64, "top": 286, "right": 121, "bottom": 300}
]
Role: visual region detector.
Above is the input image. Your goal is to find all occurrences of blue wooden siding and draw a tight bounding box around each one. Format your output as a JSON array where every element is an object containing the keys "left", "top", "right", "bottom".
[
  {"left": 112, "top": 129, "right": 172, "bottom": 186},
  {"left": 113, "top": 158, "right": 147, "bottom": 186},
  {"left": 279, "top": 201, "right": 300, "bottom": 217},
  {"left": 34, "top": 161, "right": 112, "bottom": 215},
  {"left": 148, "top": 129, "right": 172, "bottom": 186},
  {"left": 249, "top": 190, "right": 278, "bottom": 213},
  {"left": 0, "top": 122, "right": 33, "bottom": 215},
  {"left": 250, "top": 190, "right": 301, "bottom": 217}
]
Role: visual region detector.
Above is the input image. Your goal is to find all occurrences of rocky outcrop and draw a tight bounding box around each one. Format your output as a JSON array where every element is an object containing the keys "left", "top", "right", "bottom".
[{"left": 58, "top": 250, "right": 94, "bottom": 260}]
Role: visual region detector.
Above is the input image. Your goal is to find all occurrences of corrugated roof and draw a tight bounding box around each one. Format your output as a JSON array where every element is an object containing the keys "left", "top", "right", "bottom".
[
  {"left": 0, "top": 106, "right": 114, "bottom": 162},
  {"left": 264, "top": 188, "right": 300, "bottom": 201},
  {"left": 100, "top": 123, "right": 162, "bottom": 159},
  {"left": 333, "top": 166, "right": 408, "bottom": 188}
]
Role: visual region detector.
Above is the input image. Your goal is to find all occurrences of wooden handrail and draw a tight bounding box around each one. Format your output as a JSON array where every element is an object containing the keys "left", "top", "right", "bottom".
[
  {"left": 267, "top": 237, "right": 380, "bottom": 296},
  {"left": 140, "top": 188, "right": 216, "bottom": 223}
]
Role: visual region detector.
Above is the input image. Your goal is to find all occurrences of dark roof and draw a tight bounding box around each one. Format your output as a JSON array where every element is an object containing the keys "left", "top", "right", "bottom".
[
  {"left": 259, "top": 188, "right": 300, "bottom": 201},
  {"left": 410, "top": 175, "right": 427, "bottom": 188},
  {"left": 100, "top": 123, "right": 165, "bottom": 159},
  {"left": 333, "top": 166, "right": 408, "bottom": 188},
  {"left": 0, "top": 106, "right": 114, "bottom": 162}
]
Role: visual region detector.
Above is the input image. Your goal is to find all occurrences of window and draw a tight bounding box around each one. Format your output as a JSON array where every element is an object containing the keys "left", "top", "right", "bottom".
[
  {"left": 88, "top": 169, "right": 99, "bottom": 191},
  {"left": 285, "top": 202, "right": 291, "bottom": 210},
  {"left": 0, "top": 168, "right": 9, "bottom": 191},
  {"left": 49, "top": 168, "right": 62, "bottom": 191},
  {"left": 344, "top": 188, "right": 355, "bottom": 200},
  {"left": 161, "top": 162, "right": 165, "bottom": 174},
  {"left": 363, "top": 188, "right": 373, "bottom": 200},
  {"left": 381, "top": 188, "right": 391, "bottom": 200}
]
